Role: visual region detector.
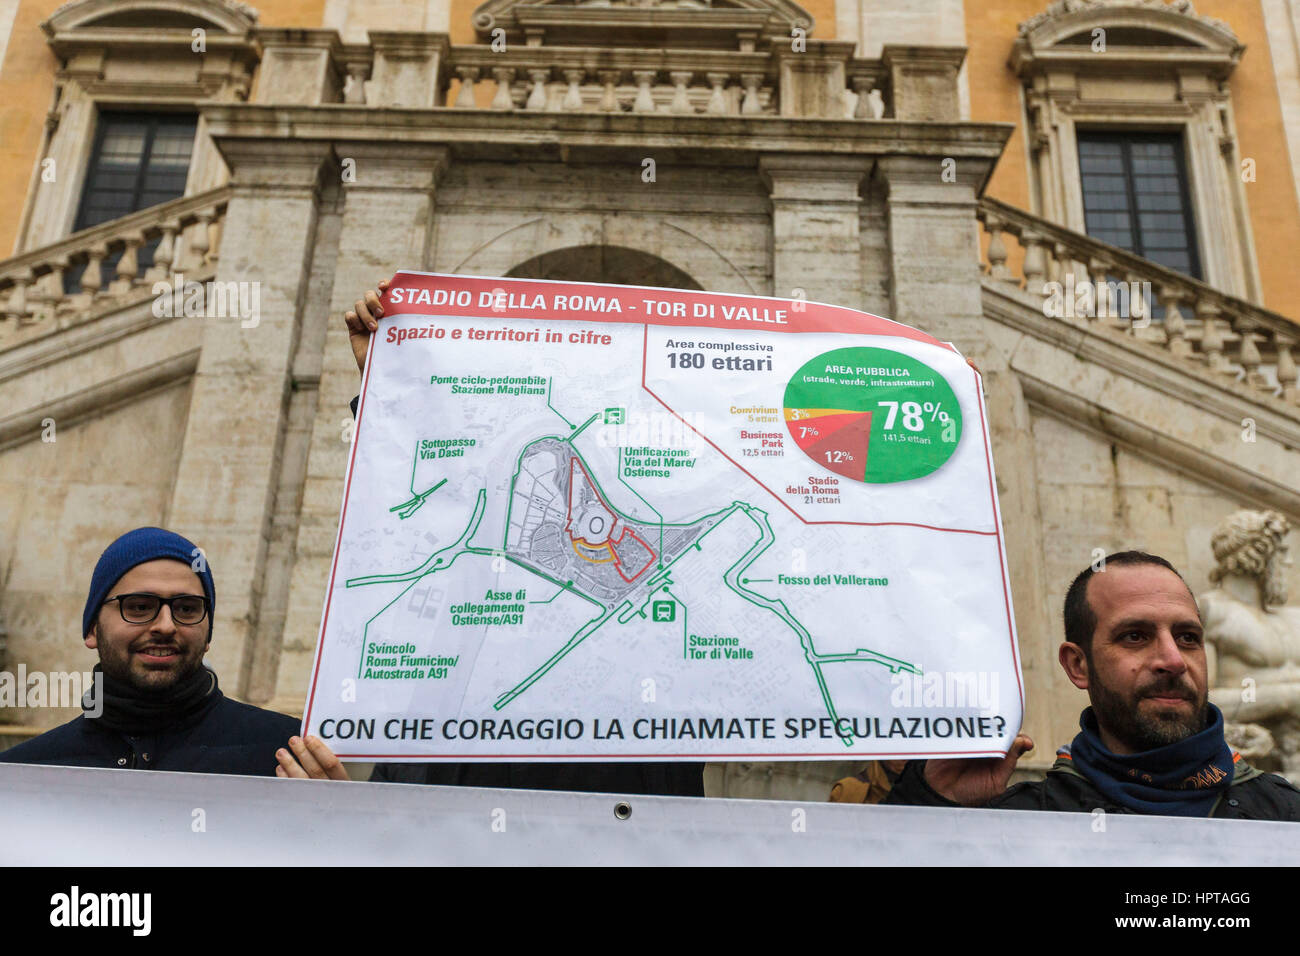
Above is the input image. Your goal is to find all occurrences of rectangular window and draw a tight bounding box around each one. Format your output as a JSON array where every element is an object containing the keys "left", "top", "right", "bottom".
[
  {"left": 68, "top": 111, "right": 197, "bottom": 290},
  {"left": 1077, "top": 131, "right": 1202, "bottom": 280},
  {"left": 74, "top": 111, "right": 196, "bottom": 231}
]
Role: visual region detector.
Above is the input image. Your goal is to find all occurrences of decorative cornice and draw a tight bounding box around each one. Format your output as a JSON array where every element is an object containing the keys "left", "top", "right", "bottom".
[
  {"left": 1011, "top": 0, "right": 1244, "bottom": 81},
  {"left": 1017, "top": 0, "right": 1235, "bottom": 43},
  {"left": 44, "top": 0, "right": 259, "bottom": 37},
  {"left": 1019, "top": 373, "right": 1300, "bottom": 520},
  {"left": 982, "top": 280, "right": 1300, "bottom": 517},
  {"left": 0, "top": 349, "right": 200, "bottom": 454},
  {"left": 472, "top": 0, "right": 813, "bottom": 43},
  {"left": 197, "top": 103, "right": 1015, "bottom": 162}
]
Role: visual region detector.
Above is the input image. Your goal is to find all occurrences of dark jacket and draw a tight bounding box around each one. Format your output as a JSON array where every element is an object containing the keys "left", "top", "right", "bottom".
[
  {"left": 370, "top": 760, "right": 705, "bottom": 796},
  {"left": 886, "top": 751, "right": 1300, "bottom": 821},
  {"left": 0, "top": 691, "right": 300, "bottom": 777}
]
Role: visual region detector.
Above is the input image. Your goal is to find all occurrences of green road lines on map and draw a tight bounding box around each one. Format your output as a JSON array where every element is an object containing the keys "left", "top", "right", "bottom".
[
  {"left": 621, "top": 578, "right": 690, "bottom": 658},
  {"left": 493, "top": 604, "right": 622, "bottom": 711},
  {"left": 566, "top": 413, "right": 600, "bottom": 444},
  {"left": 546, "top": 377, "right": 574, "bottom": 429},
  {"left": 501, "top": 423, "right": 733, "bottom": 566},
  {"left": 389, "top": 442, "right": 448, "bottom": 520},
  {"left": 489, "top": 552, "right": 604, "bottom": 613},
  {"left": 663, "top": 586, "right": 689, "bottom": 659},
  {"left": 722, "top": 504, "right": 920, "bottom": 748},
  {"left": 349, "top": 415, "right": 916, "bottom": 730},
  {"left": 345, "top": 490, "right": 488, "bottom": 678},
  {"left": 528, "top": 585, "right": 568, "bottom": 605},
  {"left": 349, "top": 490, "right": 487, "bottom": 589}
]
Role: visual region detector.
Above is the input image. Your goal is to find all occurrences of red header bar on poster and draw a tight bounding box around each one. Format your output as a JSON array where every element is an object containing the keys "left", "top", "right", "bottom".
[{"left": 379, "top": 271, "right": 954, "bottom": 349}]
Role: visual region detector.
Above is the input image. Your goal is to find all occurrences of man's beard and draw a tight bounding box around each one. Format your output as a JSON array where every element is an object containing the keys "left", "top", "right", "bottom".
[
  {"left": 1089, "top": 666, "right": 1208, "bottom": 752},
  {"left": 99, "top": 643, "right": 206, "bottom": 694}
]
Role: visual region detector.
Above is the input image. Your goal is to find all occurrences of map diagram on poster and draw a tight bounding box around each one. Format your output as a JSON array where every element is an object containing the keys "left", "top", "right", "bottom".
[{"left": 303, "top": 272, "right": 1024, "bottom": 761}]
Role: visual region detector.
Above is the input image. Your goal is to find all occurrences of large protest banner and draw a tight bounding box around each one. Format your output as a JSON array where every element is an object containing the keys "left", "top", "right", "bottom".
[
  {"left": 303, "top": 272, "right": 1023, "bottom": 761},
  {"left": 7, "top": 764, "right": 1298, "bottom": 867}
]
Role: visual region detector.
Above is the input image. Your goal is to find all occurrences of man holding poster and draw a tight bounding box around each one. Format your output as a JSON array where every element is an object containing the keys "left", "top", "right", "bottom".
[
  {"left": 324, "top": 272, "right": 1023, "bottom": 790},
  {"left": 885, "top": 551, "right": 1300, "bottom": 819}
]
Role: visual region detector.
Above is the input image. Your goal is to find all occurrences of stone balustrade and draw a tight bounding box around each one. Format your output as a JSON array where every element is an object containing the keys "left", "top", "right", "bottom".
[
  {"left": 978, "top": 196, "right": 1300, "bottom": 408},
  {"left": 448, "top": 49, "right": 770, "bottom": 116},
  {"left": 441, "top": 46, "right": 886, "bottom": 118},
  {"left": 252, "top": 28, "right": 893, "bottom": 119},
  {"left": 0, "top": 187, "right": 229, "bottom": 343}
]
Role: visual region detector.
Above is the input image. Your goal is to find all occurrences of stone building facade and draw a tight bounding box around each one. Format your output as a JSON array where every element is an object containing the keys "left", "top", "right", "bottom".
[{"left": 2, "top": 0, "right": 1300, "bottom": 799}]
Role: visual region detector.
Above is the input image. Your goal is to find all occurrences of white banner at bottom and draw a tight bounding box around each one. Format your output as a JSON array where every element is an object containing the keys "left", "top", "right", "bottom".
[{"left": 0, "top": 763, "right": 1294, "bottom": 866}]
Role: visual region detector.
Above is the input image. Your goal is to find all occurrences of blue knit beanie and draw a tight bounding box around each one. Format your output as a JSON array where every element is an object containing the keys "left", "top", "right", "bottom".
[{"left": 82, "top": 527, "right": 216, "bottom": 640}]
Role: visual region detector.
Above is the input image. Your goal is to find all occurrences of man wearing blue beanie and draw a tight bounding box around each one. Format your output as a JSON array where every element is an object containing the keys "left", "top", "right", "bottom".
[{"left": 0, "top": 527, "right": 347, "bottom": 779}]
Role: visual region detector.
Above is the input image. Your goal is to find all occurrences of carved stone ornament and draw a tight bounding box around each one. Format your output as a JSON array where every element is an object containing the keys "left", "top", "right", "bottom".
[
  {"left": 1200, "top": 509, "right": 1300, "bottom": 783},
  {"left": 471, "top": 0, "right": 812, "bottom": 42}
]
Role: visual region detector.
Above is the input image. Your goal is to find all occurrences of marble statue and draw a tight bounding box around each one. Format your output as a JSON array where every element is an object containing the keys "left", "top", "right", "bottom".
[{"left": 1200, "top": 509, "right": 1300, "bottom": 783}]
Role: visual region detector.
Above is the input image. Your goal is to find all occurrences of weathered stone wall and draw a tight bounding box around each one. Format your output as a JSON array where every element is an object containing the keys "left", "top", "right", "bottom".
[
  {"left": 0, "top": 379, "right": 193, "bottom": 729},
  {"left": 432, "top": 161, "right": 773, "bottom": 296}
]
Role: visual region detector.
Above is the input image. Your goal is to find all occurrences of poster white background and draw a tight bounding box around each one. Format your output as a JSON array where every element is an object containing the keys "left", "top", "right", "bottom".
[{"left": 304, "top": 275, "right": 1023, "bottom": 761}]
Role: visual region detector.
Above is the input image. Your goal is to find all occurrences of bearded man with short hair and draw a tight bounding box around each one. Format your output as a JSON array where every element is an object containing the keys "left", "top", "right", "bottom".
[{"left": 885, "top": 551, "right": 1300, "bottom": 819}]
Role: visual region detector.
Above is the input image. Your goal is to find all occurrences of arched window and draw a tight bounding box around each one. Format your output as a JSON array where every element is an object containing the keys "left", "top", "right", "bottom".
[
  {"left": 1011, "top": 1, "right": 1257, "bottom": 300},
  {"left": 17, "top": 0, "right": 257, "bottom": 253}
]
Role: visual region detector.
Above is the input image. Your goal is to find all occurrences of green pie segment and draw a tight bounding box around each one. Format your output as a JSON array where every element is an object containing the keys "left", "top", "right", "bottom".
[{"left": 782, "top": 346, "right": 963, "bottom": 484}]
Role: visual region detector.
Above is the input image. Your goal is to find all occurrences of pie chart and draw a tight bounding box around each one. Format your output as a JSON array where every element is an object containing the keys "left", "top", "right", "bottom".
[{"left": 782, "top": 346, "right": 963, "bottom": 483}]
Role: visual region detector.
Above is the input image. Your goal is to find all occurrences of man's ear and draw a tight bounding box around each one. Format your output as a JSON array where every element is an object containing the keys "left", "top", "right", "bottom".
[
  {"left": 85, "top": 621, "right": 98, "bottom": 650},
  {"left": 1059, "top": 641, "right": 1089, "bottom": 690}
]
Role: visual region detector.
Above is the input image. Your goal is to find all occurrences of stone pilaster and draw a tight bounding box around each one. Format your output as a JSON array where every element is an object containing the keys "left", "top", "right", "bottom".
[
  {"left": 876, "top": 153, "right": 1060, "bottom": 763},
  {"left": 271, "top": 143, "right": 451, "bottom": 711},
  {"left": 20, "top": 82, "right": 97, "bottom": 251},
  {"left": 166, "top": 139, "right": 335, "bottom": 698},
  {"left": 775, "top": 41, "right": 857, "bottom": 119},
  {"left": 759, "top": 154, "right": 870, "bottom": 308},
  {"left": 875, "top": 154, "right": 985, "bottom": 340}
]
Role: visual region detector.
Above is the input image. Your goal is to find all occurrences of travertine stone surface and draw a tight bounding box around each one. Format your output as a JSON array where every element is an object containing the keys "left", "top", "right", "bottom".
[
  {"left": 877, "top": 151, "right": 1060, "bottom": 761},
  {"left": 271, "top": 143, "right": 449, "bottom": 710},
  {"left": 882, "top": 46, "right": 967, "bottom": 123},
  {"left": 0, "top": 381, "right": 194, "bottom": 728},
  {"left": 253, "top": 30, "right": 344, "bottom": 105},
  {"left": 433, "top": 161, "right": 771, "bottom": 296},
  {"left": 761, "top": 155, "right": 869, "bottom": 309},
  {"left": 165, "top": 140, "right": 335, "bottom": 695}
]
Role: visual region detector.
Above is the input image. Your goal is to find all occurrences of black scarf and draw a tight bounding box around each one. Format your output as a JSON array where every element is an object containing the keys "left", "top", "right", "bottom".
[
  {"left": 1068, "top": 704, "right": 1234, "bottom": 817},
  {"left": 83, "top": 663, "right": 220, "bottom": 736}
]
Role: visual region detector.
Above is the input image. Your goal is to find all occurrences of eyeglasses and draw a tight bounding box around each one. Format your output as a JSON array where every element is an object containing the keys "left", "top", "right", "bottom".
[{"left": 104, "top": 593, "right": 210, "bottom": 626}]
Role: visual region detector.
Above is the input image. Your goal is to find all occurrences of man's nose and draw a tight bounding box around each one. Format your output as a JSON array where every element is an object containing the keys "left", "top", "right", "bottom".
[
  {"left": 150, "top": 604, "right": 178, "bottom": 634},
  {"left": 1151, "top": 630, "right": 1188, "bottom": 673}
]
